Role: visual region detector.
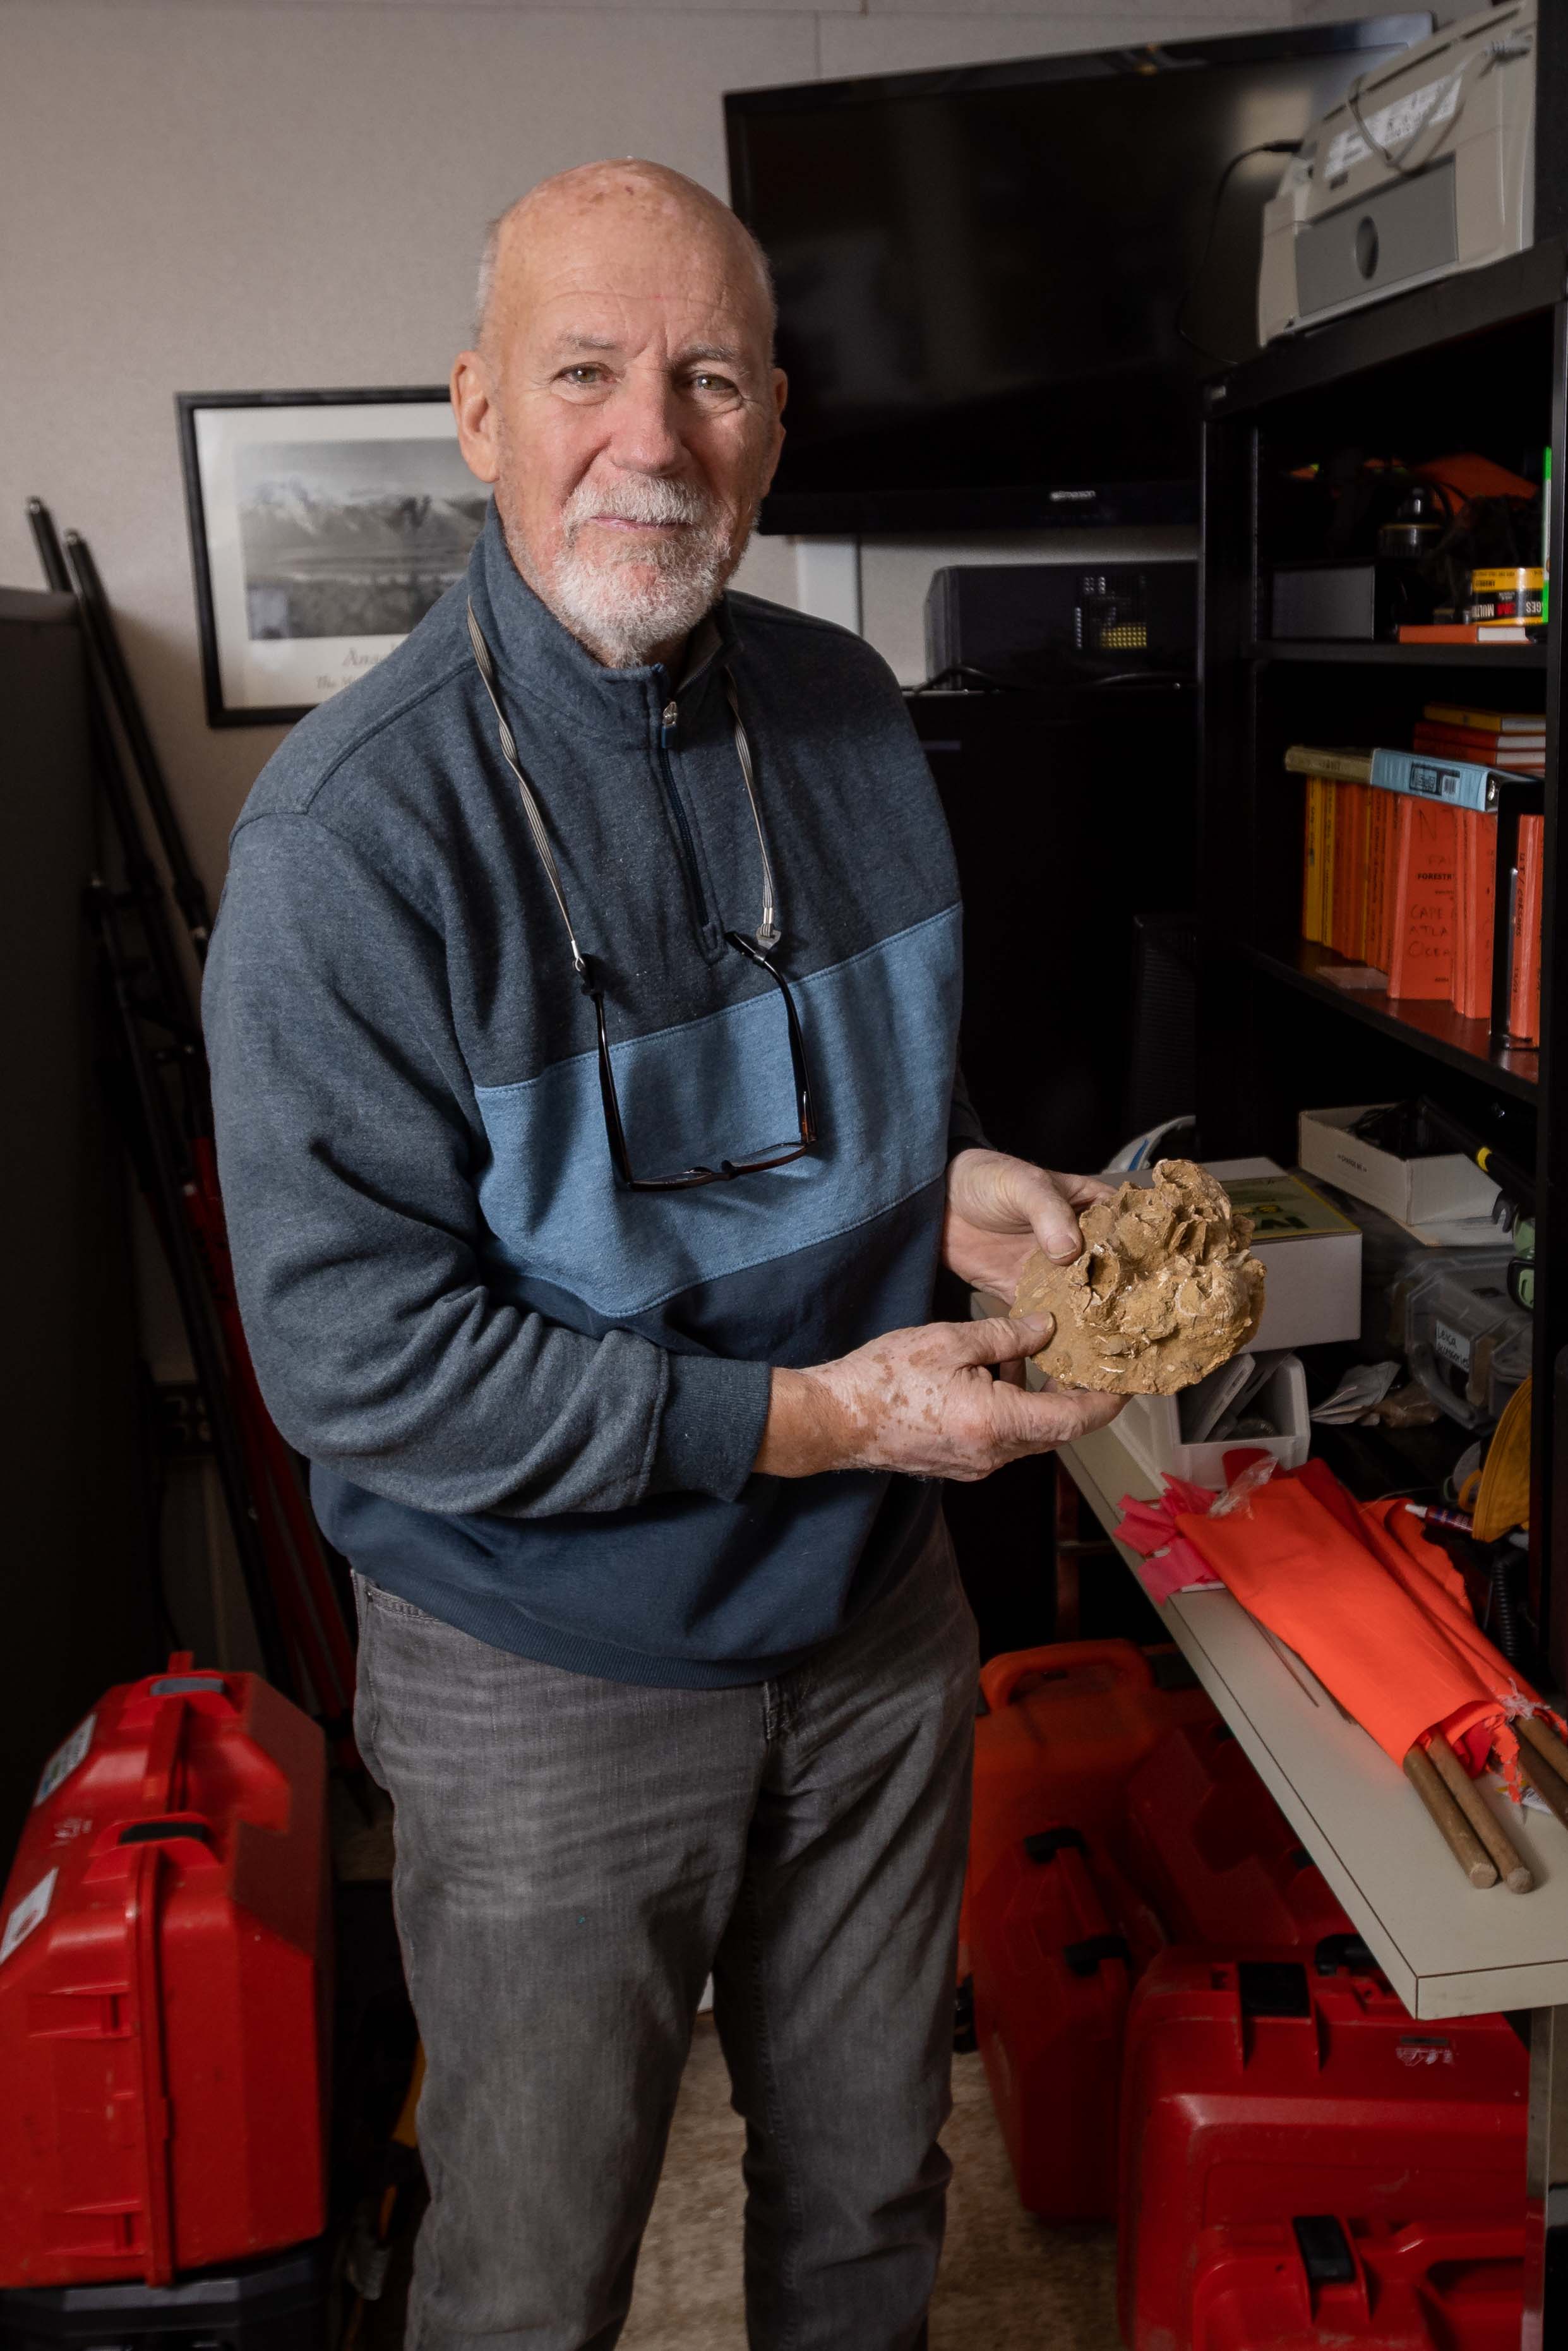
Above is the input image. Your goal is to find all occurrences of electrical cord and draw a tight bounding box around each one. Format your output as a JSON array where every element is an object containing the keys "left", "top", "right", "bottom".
[
  {"left": 1175, "top": 139, "right": 1301, "bottom": 367},
  {"left": 911, "top": 659, "right": 1192, "bottom": 695},
  {"left": 910, "top": 662, "right": 1018, "bottom": 694},
  {"left": 1341, "top": 28, "right": 1531, "bottom": 184}
]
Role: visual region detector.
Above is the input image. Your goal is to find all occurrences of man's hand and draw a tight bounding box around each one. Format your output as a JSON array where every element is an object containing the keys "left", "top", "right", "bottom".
[
  {"left": 754, "top": 1313, "right": 1125, "bottom": 1481},
  {"left": 942, "top": 1146, "right": 1117, "bottom": 1298}
]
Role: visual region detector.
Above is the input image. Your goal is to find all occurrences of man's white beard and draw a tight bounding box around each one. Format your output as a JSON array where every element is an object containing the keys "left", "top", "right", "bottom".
[{"left": 528, "top": 476, "right": 743, "bottom": 669}]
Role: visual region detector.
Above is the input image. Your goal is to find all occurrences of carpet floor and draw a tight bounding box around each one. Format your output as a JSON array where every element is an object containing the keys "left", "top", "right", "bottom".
[
  {"left": 619, "top": 2016, "right": 1122, "bottom": 2350},
  {"left": 358, "top": 2014, "right": 1121, "bottom": 2347}
]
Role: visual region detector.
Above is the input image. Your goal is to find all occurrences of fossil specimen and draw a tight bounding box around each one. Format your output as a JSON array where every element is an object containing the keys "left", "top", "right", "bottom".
[{"left": 1009, "top": 1159, "right": 1265, "bottom": 1395}]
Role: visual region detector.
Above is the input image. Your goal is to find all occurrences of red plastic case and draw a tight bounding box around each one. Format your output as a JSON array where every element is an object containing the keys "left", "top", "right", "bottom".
[
  {"left": 1190, "top": 2216, "right": 1523, "bottom": 2351},
  {"left": 964, "top": 1640, "right": 1216, "bottom": 1963},
  {"left": 0, "top": 1657, "right": 330, "bottom": 2289},
  {"left": 1118, "top": 1949, "right": 1529, "bottom": 2351},
  {"left": 1122, "top": 1718, "right": 1347, "bottom": 1951},
  {"left": 966, "top": 1686, "right": 1357, "bottom": 2223},
  {"left": 968, "top": 1824, "right": 1159, "bottom": 2220}
]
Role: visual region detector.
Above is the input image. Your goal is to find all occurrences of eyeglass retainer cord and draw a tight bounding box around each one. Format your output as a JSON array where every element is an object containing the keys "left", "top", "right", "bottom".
[
  {"left": 722, "top": 671, "right": 781, "bottom": 952},
  {"left": 466, "top": 598, "right": 782, "bottom": 981}
]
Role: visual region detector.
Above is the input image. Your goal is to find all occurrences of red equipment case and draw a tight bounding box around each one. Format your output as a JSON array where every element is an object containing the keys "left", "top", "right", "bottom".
[
  {"left": 963, "top": 1639, "right": 1216, "bottom": 1962},
  {"left": 0, "top": 2241, "right": 326, "bottom": 2349},
  {"left": 0, "top": 1657, "right": 330, "bottom": 2291},
  {"left": 1122, "top": 1718, "right": 1348, "bottom": 1952},
  {"left": 967, "top": 1823, "right": 1158, "bottom": 2221},
  {"left": 1188, "top": 2215, "right": 1524, "bottom": 2351},
  {"left": 1118, "top": 1948, "right": 1529, "bottom": 2351},
  {"left": 967, "top": 1692, "right": 1357, "bottom": 2223}
]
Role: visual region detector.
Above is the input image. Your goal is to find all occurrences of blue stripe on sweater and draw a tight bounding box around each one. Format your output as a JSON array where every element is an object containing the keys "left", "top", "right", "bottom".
[{"left": 472, "top": 903, "right": 961, "bottom": 1320}]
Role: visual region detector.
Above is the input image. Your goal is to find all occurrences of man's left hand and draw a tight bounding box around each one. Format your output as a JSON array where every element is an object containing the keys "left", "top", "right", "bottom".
[{"left": 942, "top": 1147, "right": 1116, "bottom": 1300}]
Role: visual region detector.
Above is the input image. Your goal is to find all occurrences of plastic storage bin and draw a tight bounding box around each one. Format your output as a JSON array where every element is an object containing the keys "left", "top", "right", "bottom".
[{"left": 1400, "top": 1252, "right": 1533, "bottom": 1428}]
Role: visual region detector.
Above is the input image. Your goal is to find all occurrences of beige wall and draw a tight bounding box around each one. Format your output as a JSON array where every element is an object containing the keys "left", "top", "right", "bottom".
[
  {"left": 0, "top": 0, "right": 1346, "bottom": 909},
  {"left": 0, "top": 0, "right": 1405, "bottom": 1644}
]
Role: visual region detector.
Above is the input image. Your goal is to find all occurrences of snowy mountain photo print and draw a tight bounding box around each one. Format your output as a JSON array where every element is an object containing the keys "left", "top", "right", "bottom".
[{"left": 178, "top": 390, "right": 486, "bottom": 725}]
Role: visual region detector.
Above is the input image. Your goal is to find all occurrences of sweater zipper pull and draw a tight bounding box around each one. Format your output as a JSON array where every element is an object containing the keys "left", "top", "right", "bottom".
[{"left": 661, "top": 698, "right": 678, "bottom": 745}]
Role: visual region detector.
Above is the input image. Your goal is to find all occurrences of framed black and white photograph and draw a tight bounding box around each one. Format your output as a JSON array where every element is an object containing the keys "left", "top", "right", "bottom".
[{"left": 176, "top": 388, "right": 488, "bottom": 726}]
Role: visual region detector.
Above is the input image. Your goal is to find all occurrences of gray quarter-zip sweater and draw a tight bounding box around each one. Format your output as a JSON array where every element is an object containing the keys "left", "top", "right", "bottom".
[{"left": 203, "top": 506, "right": 977, "bottom": 1686}]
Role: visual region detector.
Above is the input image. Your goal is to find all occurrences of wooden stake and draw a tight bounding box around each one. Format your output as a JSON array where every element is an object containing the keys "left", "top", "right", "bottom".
[
  {"left": 1425, "top": 1735, "right": 1533, "bottom": 1893},
  {"left": 1517, "top": 1744, "right": 1568, "bottom": 1835},
  {"left": 1517, "top": 1711, "right": 1568, "bottom": 1788},
  {"left": 1403, "top": 1745, "right": 1499, "bottom": 1887}
]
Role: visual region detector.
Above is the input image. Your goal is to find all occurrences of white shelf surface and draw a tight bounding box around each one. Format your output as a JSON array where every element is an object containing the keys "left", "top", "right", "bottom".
[{"left": 1062, "top": 1416, "right": 1568, "bottom": 2020}]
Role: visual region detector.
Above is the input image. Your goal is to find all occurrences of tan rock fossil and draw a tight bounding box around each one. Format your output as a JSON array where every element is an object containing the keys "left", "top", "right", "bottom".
[{"left": 1009, "top": 1159, "right": 1266, "bottom": 1395}]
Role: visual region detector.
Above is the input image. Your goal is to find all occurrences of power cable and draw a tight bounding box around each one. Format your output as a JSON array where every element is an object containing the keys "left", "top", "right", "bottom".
[{"left": 1175, "top": 140, "right": 1302, "bottom": 368}]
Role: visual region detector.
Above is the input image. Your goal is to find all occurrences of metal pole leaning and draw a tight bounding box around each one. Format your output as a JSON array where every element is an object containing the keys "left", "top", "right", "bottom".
[
  {"left": 63, "top": 529, "right": 215, "bottom": 960},
  {"left": 33, "top": 500, "right": 358, "bottom": 1713},
  {"left": 27, "top": 495, "right": 71, "bottom": 593},
  {"left": 28, "top": 500, "right": 199, "bottom": 1045},
  {"left": 87, "top": 879, "right": 293, "bottom": 1694}
]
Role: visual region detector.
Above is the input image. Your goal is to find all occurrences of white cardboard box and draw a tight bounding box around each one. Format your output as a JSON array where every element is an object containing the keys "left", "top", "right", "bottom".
[
  {"left": 1116, "top": 1354, "right": 1311, "bottom": 1488},
  {"left": 1297, "top": 1104, "right": 1500, "bottom": 1225}
]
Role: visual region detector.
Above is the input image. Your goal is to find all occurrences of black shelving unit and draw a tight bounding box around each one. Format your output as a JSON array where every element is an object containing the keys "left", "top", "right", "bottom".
[
  {"left": 1252, "top": 640, "right": 1550, "bottom": 669},
  {"left": 1245, "top": 942, "right": 1543, "bottom": 1103},
  {"left": 1197, "top": 236, "right": 1568, "bottom": 1684}
]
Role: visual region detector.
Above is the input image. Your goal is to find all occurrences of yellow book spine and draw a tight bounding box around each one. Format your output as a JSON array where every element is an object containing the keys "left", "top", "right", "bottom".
[
  {"left": 1352, "top": 784, "right": 1373, "bottom": 964},
  {"left": 1284, "top": 744, "right": 1373, "bottom": 782}
]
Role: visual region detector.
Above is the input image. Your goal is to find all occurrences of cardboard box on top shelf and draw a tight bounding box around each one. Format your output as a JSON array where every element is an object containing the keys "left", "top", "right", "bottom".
[
  {"left": 1204, "top": 1159, "right": 1362, "bottom": 1351},
  {"left": 1297, "top": 1104, "right": 1501, "bottom": 1226}
]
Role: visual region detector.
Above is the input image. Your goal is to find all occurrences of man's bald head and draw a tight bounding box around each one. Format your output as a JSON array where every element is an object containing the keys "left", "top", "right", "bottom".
[
  {"left": 474, "top": 160, "right": 775, "bottom": 358},
  {"left": 450, "top": 155, "right": 787, "bottom": 671}
]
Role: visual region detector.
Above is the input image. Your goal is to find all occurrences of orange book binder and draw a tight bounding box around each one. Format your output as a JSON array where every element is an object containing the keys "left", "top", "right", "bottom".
[
  {"left": 1507, "top": 812, "right": 1544, "bottom": 1047},
  {"left": 1385, "top": 799, "right": 1456, "bottom": 1000},
  {"left": 1365, "top": 789, "right": 1392, "bottom": 974},
  {"left": 1452, "top": 808, "right": 1471, "bottom": 1020},
  {"left": 1377, "top": 791, "right": 1399, "bottom": 974},
  {"left": 1329, "top": 781, "right": 1368, "bottom": 959},
  {"left": 1451, "top": 810, "right": 1497, "bottom": 1025}
]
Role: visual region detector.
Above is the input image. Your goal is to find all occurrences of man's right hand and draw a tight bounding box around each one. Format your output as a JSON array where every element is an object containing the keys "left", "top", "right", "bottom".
[{"left": 753, "top": 1314, "right": 1125, "bottom": 1482}]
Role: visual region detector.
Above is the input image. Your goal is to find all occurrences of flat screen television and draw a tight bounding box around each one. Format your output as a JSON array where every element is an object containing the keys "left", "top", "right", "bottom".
[{"left": 726, "top": 16, "right": 1433, "bottom": 535}]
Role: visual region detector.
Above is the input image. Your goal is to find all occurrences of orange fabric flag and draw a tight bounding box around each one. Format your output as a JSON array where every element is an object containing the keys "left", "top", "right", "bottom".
[{"left": 1174, "top": 1463, "right": 1549, "bottom": 1784}]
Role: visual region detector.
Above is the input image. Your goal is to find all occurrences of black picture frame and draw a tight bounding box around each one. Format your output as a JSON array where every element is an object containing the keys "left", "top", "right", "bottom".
[{"left": 175, "top": 387, "right": 484, "bottom": 727}]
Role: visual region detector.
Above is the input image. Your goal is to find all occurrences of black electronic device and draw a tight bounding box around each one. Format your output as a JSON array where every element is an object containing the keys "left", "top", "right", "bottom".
[
  {"left": 726, "top": 15, "right": 1431, "bottom": 536},
  {"left": 1125, "top": 913, "right": 1200, "bottom": 1142},
  {"left": 923, "top": 561, "right": 1197, "bottom": 686},
  {"left": 1270, "top": 556, "right": 1443, "bottom": 640},
  {"left": 906, "top": 684, "right": 1195, "bottom": 1175},
  {"left": 913, "top": 683, "right": 1194, "bottom": 1662}
]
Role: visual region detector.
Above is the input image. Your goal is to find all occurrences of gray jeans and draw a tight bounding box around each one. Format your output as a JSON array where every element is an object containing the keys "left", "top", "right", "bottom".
[{"left": 352, "top": 1516, "right": 978, "bottom": 2351}]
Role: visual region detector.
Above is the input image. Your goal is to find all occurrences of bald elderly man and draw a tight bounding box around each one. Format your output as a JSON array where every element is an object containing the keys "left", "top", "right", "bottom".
[{"left": 205, "top": 162, "right": 1120, "bottom": 2350}]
